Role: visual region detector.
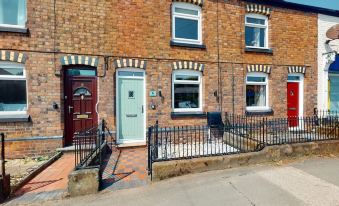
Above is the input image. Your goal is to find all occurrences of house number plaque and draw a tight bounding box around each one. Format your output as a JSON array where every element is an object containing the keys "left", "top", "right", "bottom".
[{"left": 149, "top": 90, "right": 157, "bottom": 97}]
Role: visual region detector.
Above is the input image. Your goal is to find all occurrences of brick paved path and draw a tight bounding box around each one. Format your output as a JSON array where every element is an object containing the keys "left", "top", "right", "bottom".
[
  {"left": 101, "top": 146, "right": 148, "bottom": 191},
  {"left": 7, "top": 153, "right": 75, "bottom": 204},
  {"left": 6, "top": 146, "right": 149, "bottom": 205}
]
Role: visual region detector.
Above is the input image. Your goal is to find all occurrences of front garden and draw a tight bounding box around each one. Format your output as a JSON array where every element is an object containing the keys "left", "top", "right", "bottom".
[{"left": 147, "top": 111, "right": 339, "bottom": 177}]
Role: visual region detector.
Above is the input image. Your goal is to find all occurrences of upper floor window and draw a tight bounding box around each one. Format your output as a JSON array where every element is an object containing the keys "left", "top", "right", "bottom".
[
  {"left": 245, "top": 14, "right": 268, "bottom": 49},
  {"left": 172, "top": 2, "right": 202, "bottom": 45},
  {"left": 246, "top": 73, "right": 269, "bottom": 111},
  {"left": 0, "top": 61, "right": 27, "bottom": 115},
  {"left": 0, "top": 0, "right": 26, "bottom": 28},
  {"left": 172, "top": 70, "right": 202, "bottom": 112}
]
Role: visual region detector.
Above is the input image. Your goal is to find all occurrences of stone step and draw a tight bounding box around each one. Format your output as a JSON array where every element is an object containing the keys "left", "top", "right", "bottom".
[
  {"left": 56, "top": 145, "right": 95, "bottom": 153},
  {"left": 117, "top": 142, "right": 146, "bottom": 148}
]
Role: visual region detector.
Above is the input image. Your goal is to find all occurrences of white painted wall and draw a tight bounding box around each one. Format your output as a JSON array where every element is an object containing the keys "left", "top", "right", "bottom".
[{"left": 318, "top": 14, "right": 339, "bottom": 110}]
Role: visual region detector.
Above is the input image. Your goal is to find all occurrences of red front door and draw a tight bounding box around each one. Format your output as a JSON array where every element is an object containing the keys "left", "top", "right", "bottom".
[
  {"left": 64, "top": 69, "right": 98, "bottom": 146},
  {"left": 287, "top": 82, "right": 299, "bottom": 127}
]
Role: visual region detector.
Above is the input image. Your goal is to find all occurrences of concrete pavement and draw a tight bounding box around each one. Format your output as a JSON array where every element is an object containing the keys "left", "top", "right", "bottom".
[{"left": 6, "top": 155, "right": 339, "bottom": 206}]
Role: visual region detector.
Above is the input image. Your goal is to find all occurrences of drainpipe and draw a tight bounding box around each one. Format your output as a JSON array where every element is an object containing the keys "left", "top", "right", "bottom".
[
  {"left": 98, "top": 56, "right": 109, "bottom": 78},
  {"left": 232, "top": 63, "right": 235, "bottom": 114},
  {"left": 216, "top": 0, "right": 222, "bottom": 112},
  {"left": 53, "top": 0, "right": 60, "bottom": 77}
]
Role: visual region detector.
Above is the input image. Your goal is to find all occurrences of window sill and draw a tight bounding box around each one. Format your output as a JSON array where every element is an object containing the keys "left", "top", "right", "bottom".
[
  {"left": 0, "top": 26, "right": 29, "bottom": 34},
  {"left": 170, "top": 40, "right": 206, "bottom": 49},
  {"left": 245, "top": 108, "right": 274, "bottom": 116},
  {"left": 245, "top": 47, "right": 273, "bottom": 54},
  {"left": 0, "top": 114, "right": 31, "bottom": 123},
  {"left": 171, "top": 111, "right": 207, "bottom": 118}
]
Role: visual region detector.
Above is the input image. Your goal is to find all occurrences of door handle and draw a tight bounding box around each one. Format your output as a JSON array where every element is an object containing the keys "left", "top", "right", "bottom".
[
  {"left": 288, "top": 107, "right": 296, "bottom": 111},
  {"left": 68, "top": 106, "right": 74, "bottom": 114},
  {"left": 126, "top": 114, "right": 137, "bottom": 117},
  {"left": 142, "top": 105, "right": 144, "bottom": 114}
]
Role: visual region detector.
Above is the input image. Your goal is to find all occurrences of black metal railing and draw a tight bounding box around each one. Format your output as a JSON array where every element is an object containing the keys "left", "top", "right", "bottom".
[
  {"left": 148, "top": 110, "right": 339, "bottom": 176},
  {"left": 74, "top": 119, "right": 115, "bottom": 170},
  {"left": 0, "top": 133, "right": 10, "bottom": 202},
  {"left": 148, "top": 117, "right": 264, "bottom": 162},
  {"left": 0, "top": 133, "right": 4, "bottom": 179}
]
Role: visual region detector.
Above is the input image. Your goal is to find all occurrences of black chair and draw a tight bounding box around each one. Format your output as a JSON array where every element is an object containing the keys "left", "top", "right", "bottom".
[{"left": 207, "top": 112, "right": 224, "bottom": 139}]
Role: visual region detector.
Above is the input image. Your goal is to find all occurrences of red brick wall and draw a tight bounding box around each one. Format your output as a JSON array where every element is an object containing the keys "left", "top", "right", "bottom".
[
  {"left": 0, "top": 0, "right": 318, "bottom": 158},
  {"left": 5, "top": 139, "right": 62, "bottom": 159},
  {"left": 217, "top": 1, "right": 318, "bottom": 117}
]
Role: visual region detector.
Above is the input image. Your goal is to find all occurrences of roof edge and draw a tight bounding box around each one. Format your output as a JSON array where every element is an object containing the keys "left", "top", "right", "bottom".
[{"left": 242, "top": 0, "right": 339, "bottom": 17}]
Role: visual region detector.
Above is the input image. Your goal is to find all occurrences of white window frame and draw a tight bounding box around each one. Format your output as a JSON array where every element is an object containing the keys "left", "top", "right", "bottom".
[
  {"left": 172, "top": 70, "right": 202, "bottom": 112},
  {"left": 0, "top": 0, "right": 27, "bottom": 29},
  {"left": 246, "top": 72, "right": 269, "bottom": 111},
  {"left": 245, "top": 13, "right": 268, "bottom": 49},
  {"left": 328, "top": 73, "right": 339, "bottom": 111},
  {"left": 172, "top": 2, "right": 202, "bottom": 45},
  {"left": 0, "top": 61, "right": 27, "bottom": 115}
]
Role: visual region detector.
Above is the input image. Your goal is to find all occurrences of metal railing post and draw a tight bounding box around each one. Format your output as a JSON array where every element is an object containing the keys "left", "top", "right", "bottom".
[
  {"left": 99, "top": 120, "right": 105, "bottom": 169},
  {"left": 148, "top": 126, "right": 153, "bottom": 177},
  {"left": 101, "top": 119, "right": 105, "bottom": 142},
  {"left": 1, "top": 133, "right": 5, "bottom": 179},
  {"left": 155, "top": 120, "right": 159, "bottom": 160}
]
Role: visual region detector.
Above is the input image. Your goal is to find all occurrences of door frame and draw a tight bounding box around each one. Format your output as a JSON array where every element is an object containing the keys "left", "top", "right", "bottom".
[
  {"left": 287, "top": 73, "right": 304, "bottom": 129},
  {"left": 116, "top": 68, "right": 146, "bottom": 144},
  {"left": 63, "top": 66, "right": 99, "bottom": 146}
]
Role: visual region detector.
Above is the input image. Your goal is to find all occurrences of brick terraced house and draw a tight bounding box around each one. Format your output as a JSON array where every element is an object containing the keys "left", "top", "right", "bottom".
[{"left": 0, "top": 0, "right": 338, "bottom": 158}]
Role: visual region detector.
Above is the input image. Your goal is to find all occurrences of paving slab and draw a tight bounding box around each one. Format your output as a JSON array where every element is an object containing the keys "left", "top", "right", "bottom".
[
  {"left": 229, "top": 171, "right": 306, "bottom": 206},
  {"left": 258, "top": 166, "right": 339, "bottom": 206},
  {"left": 292, "top": 156, "right": 339, "bottom": 187},
  {"left": 5, "top": 190, "right": 65, "bottom": 205}
]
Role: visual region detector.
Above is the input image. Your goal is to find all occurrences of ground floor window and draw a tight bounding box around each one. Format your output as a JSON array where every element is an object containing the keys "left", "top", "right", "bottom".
[
  {"left": 246, "top": 73, "right": 268, "bottom": 110},
  {"left": 329, "top": 75, "right": 339, "bottom": 111},
  {"left": 0, "top": 61, "right": 27, "bottom": 114},
  {"left": 172, "top": 70, "right": 202, "bottom": 112}
]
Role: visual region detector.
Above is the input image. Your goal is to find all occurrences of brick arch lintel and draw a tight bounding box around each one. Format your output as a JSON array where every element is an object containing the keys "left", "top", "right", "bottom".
[
  {"left": 247, "top": 64, "right": 271, "bottom": 74},
  {"left": 114, "top": 58, "right": 147, "bottom": 70},
  {"left": 60, "top": 55, "right": 99, "bottom": 67},
  {"left": 173, "top": 0, "right": 203, "bottom": 7},
  {"left": 172, "top": 61, "right": 204, "bottom": 73},
  {"left": 246, "top": 4, "right": 271, "bottom": 16},
  {"left": 288, "top": 66, "right": 306, "bottom": 74},
  {"left": 0, "top": 50, "right": 27, "bottom": 64}
]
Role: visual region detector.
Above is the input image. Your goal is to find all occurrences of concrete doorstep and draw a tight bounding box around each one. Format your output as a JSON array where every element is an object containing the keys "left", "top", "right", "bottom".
[{"left": 152, "top": 140, "right": 339, "bottom": 181}]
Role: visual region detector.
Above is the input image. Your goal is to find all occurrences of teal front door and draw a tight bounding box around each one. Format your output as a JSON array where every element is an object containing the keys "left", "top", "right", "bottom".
[{"left": 118, "top": 75, "right": 145, "bottom": 142}]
